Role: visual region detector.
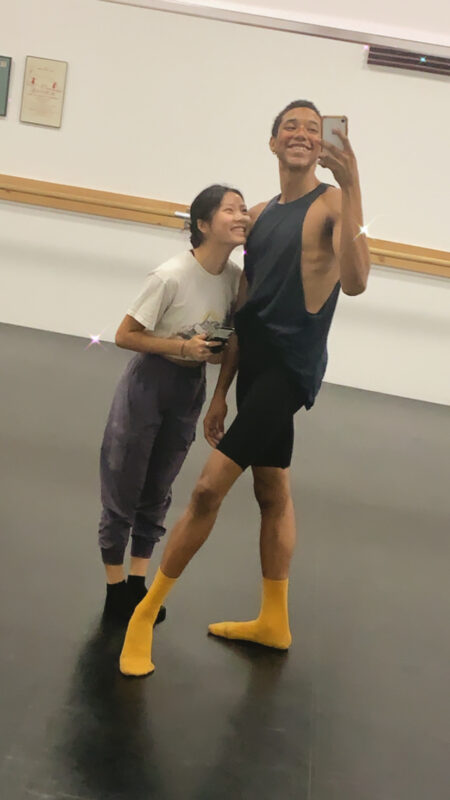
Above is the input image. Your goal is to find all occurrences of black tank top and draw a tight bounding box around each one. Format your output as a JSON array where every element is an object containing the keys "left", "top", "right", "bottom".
[{"left": 235, "top": 183, "right": 340, "bottom": 409}]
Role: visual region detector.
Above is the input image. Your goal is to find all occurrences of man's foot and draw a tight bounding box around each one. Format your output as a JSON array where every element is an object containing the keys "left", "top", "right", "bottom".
[
  {"left": 119, "top": 568, "right": 177, "bottom": 676},
  {"left": 127, "top": 576, "right": 167, "bottom": 624},
  {"left": 208, "top": 619, "right": 292, "bottom": 650},
  {"left": 119, "top": 607, "right": 156, "bottom": 677}
]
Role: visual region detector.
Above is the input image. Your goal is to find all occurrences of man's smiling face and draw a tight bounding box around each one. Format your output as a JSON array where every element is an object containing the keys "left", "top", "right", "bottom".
[{"left": 270, "top": 107, "right": 322, "bottom": 170}]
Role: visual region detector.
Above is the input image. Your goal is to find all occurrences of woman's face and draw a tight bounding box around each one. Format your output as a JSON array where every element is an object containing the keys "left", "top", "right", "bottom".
[{"left": 201, "top": 192, "right": 250, "bottom": 247}]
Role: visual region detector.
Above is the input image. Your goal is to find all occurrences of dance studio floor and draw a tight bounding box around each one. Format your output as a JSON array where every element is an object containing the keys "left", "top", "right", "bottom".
[{"left": 1, "top": 321, "right": 449, "bottom": 800}]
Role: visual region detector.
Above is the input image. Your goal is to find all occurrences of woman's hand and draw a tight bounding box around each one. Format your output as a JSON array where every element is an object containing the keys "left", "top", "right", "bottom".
[{"left": 183, "top": 333, "right": 215, "bottom": 361}]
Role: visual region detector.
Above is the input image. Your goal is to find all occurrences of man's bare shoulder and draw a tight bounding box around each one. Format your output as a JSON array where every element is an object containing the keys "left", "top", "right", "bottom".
[
  {"left": 321, "top": 185, "right": 342, "bottom": 220},
  {"left": 249, "top": 201, "right": 269, "bottom": 229}
]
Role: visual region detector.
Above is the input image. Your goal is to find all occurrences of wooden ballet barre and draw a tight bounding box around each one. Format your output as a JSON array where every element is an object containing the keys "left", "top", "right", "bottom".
[
  {"left": 369, "top": 247, "right": 449, "bottom": 268},
  {"left": 3, "top": 182, "right": 191, "bottom": 220},
  {"left": 366, "top": 238, "right": 450, "bottom": 278},
  {"left": 0, "top": 173, "right": 449, "bottom": 278},
  {"left": 0, "top": 173, "right": 189, "bottom": 229}
]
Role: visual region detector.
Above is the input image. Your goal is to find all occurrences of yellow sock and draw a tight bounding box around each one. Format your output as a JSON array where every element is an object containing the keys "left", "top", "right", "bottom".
[
  {"left": 119, "top": 568, "right": 177, "bottom": 676},
  {"left": 208, "top": 577, "right": 292, "bottom": 650}
]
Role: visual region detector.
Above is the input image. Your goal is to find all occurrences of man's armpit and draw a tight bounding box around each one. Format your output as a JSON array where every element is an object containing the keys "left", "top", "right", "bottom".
[{"left": 322, "top": 185, "right": 342, "bottom": 221}]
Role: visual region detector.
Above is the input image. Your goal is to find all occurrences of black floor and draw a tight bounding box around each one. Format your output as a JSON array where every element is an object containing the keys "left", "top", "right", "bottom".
[{"left": 1, "top": 322, "right": 449, "bottom": 800}]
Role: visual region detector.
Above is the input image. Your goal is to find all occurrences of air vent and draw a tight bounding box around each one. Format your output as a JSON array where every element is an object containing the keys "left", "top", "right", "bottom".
[{"left": 368, "top": 46, "right": 450, "bottom": 77}]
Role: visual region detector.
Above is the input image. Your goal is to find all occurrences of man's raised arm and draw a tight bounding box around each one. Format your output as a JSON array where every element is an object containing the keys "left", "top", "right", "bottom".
[{"left": 320, "top": 130, "right": 371, "bottom": 295}]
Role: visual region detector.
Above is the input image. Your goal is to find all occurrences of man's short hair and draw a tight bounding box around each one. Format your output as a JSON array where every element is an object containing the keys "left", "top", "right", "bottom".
[{"left": 271, "top": 100, "right": 321, "bottom": 137}]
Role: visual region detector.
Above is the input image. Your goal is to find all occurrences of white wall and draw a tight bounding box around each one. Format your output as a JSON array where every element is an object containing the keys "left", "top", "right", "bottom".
[
  {"left": 1, "top": 0, "right": 450, "bottom": 404},
  {"left": 106, "top": 0, "right": 450, "bottom": 49}
]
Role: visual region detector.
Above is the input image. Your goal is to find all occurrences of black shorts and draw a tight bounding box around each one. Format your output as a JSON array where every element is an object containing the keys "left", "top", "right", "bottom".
[{"left": 216, "top": 362, "right": 305, "bottom": 471}]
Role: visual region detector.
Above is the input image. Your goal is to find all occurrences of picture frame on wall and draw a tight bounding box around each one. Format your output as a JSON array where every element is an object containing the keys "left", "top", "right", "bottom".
[
  {"left": 20, "top": 56, "right": 68, "bottom": 128},
  {"left": 0, "top": 56, "right": 12, "bottom": 117}
]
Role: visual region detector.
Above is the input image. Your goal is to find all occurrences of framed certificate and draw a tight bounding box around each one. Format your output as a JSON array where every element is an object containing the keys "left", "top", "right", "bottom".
[
  {"left": 0, "top": 56, "right": 12, "bottom": 117},
  {"left": 20, "top": 56, "right": 68, "bottom": 128}
]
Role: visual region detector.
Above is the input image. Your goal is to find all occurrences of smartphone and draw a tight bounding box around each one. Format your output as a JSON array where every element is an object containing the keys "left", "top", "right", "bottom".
[
  {"left": 321, "top": 116, "right": 348, "bottom": 150},
  {"left": 209, "top": 326, "right": 235, "bottom": 342},
  {"left": 208, "top": 326, "right": 235, "bottom": 351}
]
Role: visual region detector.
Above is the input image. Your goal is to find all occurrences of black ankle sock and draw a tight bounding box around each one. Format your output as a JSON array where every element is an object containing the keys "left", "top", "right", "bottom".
[
  {"left": 127, "top": 575, "right": 147, "bottom": 605},
  {"left": 104, "top": 576, "right": 166, "bottom": 624},
  {"left": 127, "top": 575, "right": 146, "bottom": 589},
  {"left": 107, "top": 580, "right": 127, "bottom": 594},
  {"left": 104, "top": 580, "right": 129, "bottom": 619}
]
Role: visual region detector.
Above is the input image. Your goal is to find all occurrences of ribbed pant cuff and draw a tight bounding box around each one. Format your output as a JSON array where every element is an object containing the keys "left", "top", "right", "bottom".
[
  {"left": 130, "top": 542, "right": 156, "bottom": 560},
  {"left": 101, "top": 546, "right": 126, "bottom": 565}
]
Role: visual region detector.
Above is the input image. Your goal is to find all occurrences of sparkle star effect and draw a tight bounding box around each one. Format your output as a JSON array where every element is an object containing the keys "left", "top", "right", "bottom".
[
  {"left": 353, "top": 216, "right": 381, "bottom": 241},
  {"left": 85, "top": 329, "right": 108, "bottom": 350}
]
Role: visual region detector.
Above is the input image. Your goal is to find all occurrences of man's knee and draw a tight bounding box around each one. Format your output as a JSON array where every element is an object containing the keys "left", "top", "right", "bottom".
[
  {"left": 190, "top": 478, "right": 224, "bottom": 516},
  {"left": 253, "top": 470, "right": 291, "bottom": 513}
]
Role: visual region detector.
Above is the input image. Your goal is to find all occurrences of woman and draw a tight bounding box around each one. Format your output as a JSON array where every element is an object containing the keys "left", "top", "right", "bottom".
[{"left": 99, "top": 184, "right": 250, "bottom": 622}]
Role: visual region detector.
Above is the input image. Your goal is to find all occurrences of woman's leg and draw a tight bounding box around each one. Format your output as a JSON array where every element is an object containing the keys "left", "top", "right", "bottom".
[
  {"left": 98, "top": 356, "right": 163, "bottom": 617},
  {"left": 131, "top": 380, "right": 205, "bottom": 570},
  {"left": 125, "top": 370, "right": 205, "bottom": 619},
  {"left": 100, "top": 417, "right": 160, "bottom": 619},
  {"left": 126, "top": 415, "right": 199, "bottom": 619}
]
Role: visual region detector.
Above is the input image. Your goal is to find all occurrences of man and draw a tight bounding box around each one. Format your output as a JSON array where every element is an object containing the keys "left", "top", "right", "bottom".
[{"left": 119, "top": 99, "right": 371, "bottom": 676}]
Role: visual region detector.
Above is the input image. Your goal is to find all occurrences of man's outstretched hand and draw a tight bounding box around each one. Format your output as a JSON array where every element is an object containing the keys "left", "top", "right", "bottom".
[
  {"left": 319, "top": 129, "right": 359, "bottom": 190},
  {"left": 204, "top": 396, "right": 227, "bottom": 447}
]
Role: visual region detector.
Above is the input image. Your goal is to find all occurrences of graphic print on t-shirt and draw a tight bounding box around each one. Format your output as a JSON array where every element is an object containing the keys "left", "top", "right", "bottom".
[{"left": 177, "top": 310, "right": 234, "bottom": 340}]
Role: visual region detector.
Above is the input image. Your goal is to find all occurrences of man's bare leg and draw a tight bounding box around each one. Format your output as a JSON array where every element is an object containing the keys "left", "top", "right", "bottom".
[
  {"left": 120, "top": 450, "right": 242, "bottom": 675},
  {"left": 127, "top": 556, "right": 168, "bottom": 623},
  {"left": 256, "top": 467, "right": 296, "bottom": 581},
  {"left": 208, "top": 467, "right": 295, "bottom": 649},
  {"left": 160, "top": 451, "right": 242, "bottom": 577}
]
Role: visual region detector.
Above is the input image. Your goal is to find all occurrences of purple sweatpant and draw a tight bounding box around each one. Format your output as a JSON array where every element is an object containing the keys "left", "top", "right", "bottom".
[{"left": 98, "top": 353, "right": 206, "bottom": 564}]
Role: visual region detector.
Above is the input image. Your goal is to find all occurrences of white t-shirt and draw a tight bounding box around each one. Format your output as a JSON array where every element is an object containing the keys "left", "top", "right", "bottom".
[{"left": 127, "top": 251, "right": 241, "bottom": 358}]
